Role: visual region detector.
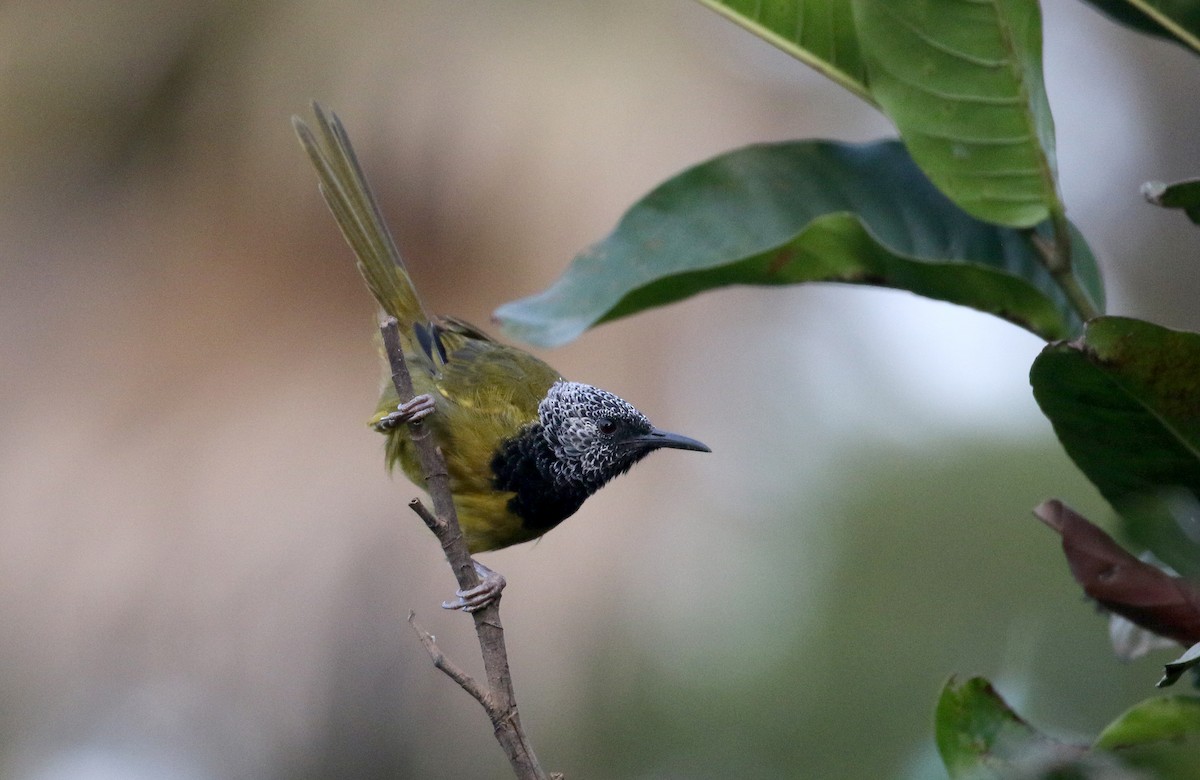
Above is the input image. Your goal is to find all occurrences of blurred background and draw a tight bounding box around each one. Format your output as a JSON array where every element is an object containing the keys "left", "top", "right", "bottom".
[{"left": 2, "top": 1, "right": 1199, "bottom": 777}]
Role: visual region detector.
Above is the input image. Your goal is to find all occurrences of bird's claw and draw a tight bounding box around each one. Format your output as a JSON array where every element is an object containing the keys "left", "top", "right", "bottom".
[
  {"left": 373, "top": 393, "right": 436, "bottom": 432},
  {"left": 442, "top": 561, "right": 506, "bottom": 613}
]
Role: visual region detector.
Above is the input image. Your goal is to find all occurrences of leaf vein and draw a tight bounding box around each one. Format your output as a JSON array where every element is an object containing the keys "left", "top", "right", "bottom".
[
  {"left": 871, "top": 3, "right": 1008, "bottom": 68},
  {"left": 908, "top": 128, "right": 1036, "bottom": 146},
  {"left": 876, "top": 62, "right": 1025, "bottom": 105}
]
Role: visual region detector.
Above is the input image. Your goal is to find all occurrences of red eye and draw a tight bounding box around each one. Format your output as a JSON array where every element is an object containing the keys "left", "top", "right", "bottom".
[{"left": 598, "top": 418, "right": 617, "bottom": 435}]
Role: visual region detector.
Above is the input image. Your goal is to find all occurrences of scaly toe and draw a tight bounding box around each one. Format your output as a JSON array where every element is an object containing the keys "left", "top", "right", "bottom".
[
  {"left": 373, "top": 393, "right": 436, "bottom": 432},
  {"left": 441, "top": 563, "right": 506, "bottom": 613}
]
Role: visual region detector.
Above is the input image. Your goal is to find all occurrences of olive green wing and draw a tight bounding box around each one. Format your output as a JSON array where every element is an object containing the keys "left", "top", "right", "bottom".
[{"left": 377, "top": 320, "right": 561, "bottom": 490}]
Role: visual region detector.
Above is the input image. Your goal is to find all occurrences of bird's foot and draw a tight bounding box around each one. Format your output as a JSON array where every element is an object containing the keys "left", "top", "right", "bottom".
[
  {"left": 442, "top": 560, "right": 506, "bottom": 613},
  {"left": 373, "top": 393, "right": 436, "bottom": 432}
]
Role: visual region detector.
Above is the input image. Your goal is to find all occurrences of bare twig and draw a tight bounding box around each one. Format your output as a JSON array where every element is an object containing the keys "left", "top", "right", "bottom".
[
  {"left": 379, "top": 317, "right": 551, "bottom": 780},
  {"left": 408, "top": 611, "right": 491, "bottom": 708},
  {"left": 409, "top": 497, "right": 446, "bottom": 535}
]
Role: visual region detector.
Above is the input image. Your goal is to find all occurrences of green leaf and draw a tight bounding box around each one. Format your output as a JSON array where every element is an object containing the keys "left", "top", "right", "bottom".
[
  {"left": 1143, "top": 178, "right": 1200, "bottom": 225},
  {"left": 936, "top": 678, "right": 1200, "bottom": 777},
  {"left": 1030, "top": 317, "right": 1200, "bottom": 576},
  {"left": 1096, "top": 696, "right": 1200, "bottom": 748},
  {"left": 1080, "top": 0, "right": 1200, "bottom": 54},
  {"left": 496, "top": 140, "right": 1102, "bottom": 347},
  {"left": 936, "top": 676, "right": 1077, "bottom": 778},
  {"left": 852, "top": 0, "right": 1061, "bottom": 228},
  {"left": 1094, "top": 695, "right": 1200, "bottom": 778},
  {"left": 1159, "top": 642, "right": 1200, "bottom": 689},
  {"left": 694, "top": 0, "right": 873, "bottom": 104}
]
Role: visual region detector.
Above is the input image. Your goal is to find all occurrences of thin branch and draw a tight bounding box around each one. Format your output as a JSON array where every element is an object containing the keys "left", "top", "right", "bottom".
[
  {"left": 408, "top": 497, "right": 446, "bottom": 535},
  {"left": 380, "top": 322, "right": 478, "bottom": 593},
  {"left": 379, "top": 317, "right": 552, "bottom": 780},
  {"left": 408, "top": 611, "right": 492, "bottom": 710}
]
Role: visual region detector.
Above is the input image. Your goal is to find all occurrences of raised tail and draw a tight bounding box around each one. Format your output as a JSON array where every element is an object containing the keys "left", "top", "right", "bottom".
[{"left": 293, "top": 102, "right": 427, "bottom": 330}]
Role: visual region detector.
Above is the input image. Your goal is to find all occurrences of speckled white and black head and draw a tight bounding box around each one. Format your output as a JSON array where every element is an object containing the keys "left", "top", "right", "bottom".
[{"left": 491, "top": 380, "right": 709, "bottom": 535}]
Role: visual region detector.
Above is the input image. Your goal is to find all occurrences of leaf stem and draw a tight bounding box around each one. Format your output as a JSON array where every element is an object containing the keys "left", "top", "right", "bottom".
[
  {"left": 1032, "top": 211, "right": 1099, "bottom": 325},
  {"left": 1056, "top": 273, "right": 1099, "bottom": 324}
]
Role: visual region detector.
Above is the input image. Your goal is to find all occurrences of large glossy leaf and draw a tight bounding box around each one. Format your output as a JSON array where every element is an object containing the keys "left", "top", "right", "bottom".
[
  {"left": 936, "top": 677, "right": 1080, "bottom": 778},
  {"left": 496, "top": 140, "right": 1101, "bottom": 347},
  {"left": 1030, "top": 317, "right": 1200, "bottom": 577},
  {"left": 1081, "top": 0, "right": 1200, "bottom": 54},
  {"left": 852, "top": 0, "right": 1062, "bottom": 228},
  {"left": 694, "top": 0, "right": 872, "bottom": 104}
]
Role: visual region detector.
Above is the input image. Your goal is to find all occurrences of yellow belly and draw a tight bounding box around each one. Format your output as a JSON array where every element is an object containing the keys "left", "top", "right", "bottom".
[
  {"left": 390, "top": 438, "right": 541, "bottom": 553},
  {"left": 452, "top": 488, "right": 541, "bottom": 552}
]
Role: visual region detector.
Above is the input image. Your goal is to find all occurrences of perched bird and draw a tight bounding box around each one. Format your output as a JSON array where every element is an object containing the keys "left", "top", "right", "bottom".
[{"left": 293, "top": 103, "right": 709, "bottom": 611}]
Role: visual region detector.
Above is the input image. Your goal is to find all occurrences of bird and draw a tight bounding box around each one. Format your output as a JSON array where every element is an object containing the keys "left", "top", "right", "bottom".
[{"left": 293, "top": 103, "right": 709, "bottom": 612}]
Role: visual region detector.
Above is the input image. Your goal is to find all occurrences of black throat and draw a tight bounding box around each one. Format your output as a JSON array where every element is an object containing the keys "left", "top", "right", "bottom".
[{"left": 491, "top": 424, "right": 591, "bottom": 534}]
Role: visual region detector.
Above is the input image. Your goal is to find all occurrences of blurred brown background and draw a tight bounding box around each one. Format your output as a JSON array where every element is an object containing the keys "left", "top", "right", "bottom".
[{"left": 2, "top": 1, "right": 1198, "bottom": 778}]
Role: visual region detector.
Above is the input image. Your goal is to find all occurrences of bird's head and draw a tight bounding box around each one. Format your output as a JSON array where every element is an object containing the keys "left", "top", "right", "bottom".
[{"left": 537, "top": 380, "right": 709, "bottom": 491}]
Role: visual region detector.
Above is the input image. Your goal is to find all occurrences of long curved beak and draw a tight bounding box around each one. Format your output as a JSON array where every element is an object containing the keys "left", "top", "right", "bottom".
[{"left": 626, "top": 427, "right": 711, "bottom": 453}]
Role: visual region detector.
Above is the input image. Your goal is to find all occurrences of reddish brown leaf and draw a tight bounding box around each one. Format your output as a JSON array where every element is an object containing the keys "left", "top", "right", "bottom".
[{"left": 1035, "top": 499, "right": 1200, "bottom": 645}]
